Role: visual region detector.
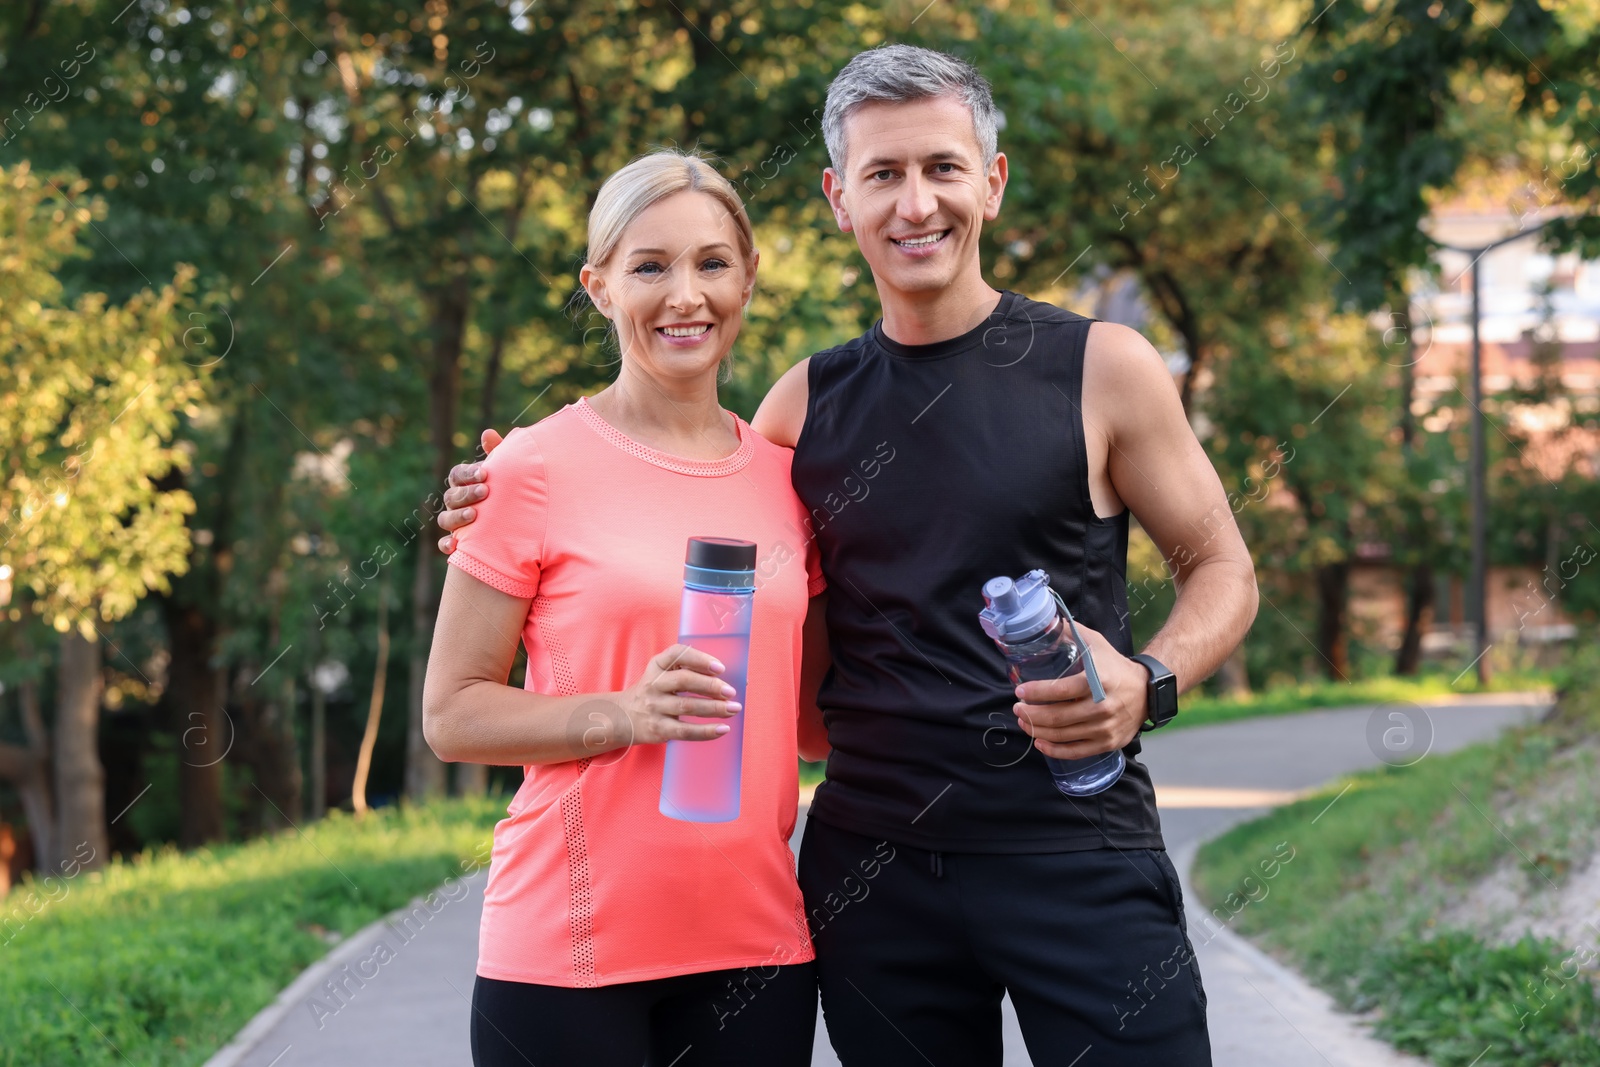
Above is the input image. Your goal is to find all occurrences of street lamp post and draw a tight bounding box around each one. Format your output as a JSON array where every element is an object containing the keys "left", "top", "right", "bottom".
[{"left": 1433, "top": 216, "right": 1565, "bottom": 686}]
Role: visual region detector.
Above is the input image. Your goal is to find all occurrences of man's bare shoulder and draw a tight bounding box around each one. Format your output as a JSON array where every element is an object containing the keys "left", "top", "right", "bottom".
[
  {"left": 752, "top": 356, "right": 811, "bottom": 448},
  {"left": 1083, "top": 320, "right": 1180, "bottom": 403}
]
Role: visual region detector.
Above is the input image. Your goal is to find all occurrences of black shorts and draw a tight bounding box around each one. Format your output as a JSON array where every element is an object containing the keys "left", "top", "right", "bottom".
[
  {"left": 798, "top": 817, "right": 1211, "bottom": 1067},
  {"left": 470, "top": 961, "right": 817, "bottom": 1067}
]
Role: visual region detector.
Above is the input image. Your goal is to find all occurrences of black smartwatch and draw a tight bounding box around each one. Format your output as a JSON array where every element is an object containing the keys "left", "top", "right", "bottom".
[{"left": 1130, "top": 654, "right": 1178, "bottom": 731}]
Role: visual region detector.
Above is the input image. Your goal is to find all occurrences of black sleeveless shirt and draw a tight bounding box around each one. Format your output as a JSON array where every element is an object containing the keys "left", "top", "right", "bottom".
[{"left": 790, "top": 290, "right": 1164, "bottom": 853}]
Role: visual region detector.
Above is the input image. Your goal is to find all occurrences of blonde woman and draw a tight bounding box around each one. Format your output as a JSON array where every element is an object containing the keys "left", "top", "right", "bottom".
[{"left": 423, "top": 150, "right": 826, "bottom": 1066}]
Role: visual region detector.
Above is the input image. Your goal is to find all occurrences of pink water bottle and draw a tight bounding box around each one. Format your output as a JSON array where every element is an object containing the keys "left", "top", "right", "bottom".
[{"left": 659, "top": 537, "right": 756, "bottom": 823}]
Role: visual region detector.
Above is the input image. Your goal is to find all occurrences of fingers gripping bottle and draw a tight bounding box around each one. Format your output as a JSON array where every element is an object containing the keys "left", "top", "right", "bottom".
[
  {"left": 978, "top": 569, "right": 1125, "bottom": 798},
  {"left": 660, "top": 537, "right": 756, "bottom": 823}
]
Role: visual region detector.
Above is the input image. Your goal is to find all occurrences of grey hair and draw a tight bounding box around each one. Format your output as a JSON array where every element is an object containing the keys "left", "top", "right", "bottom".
[{"left": 822, "top": 44, "right": 999, "bottom": 179}]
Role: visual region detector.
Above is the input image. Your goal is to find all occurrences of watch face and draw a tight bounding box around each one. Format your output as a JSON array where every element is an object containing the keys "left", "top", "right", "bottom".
[{"left": 1146, "top": 661, "right": 1177, "bottom": 724}]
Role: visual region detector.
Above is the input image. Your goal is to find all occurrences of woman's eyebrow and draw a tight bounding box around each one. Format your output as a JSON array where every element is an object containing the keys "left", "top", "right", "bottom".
[{"left": 625, "top": 242, "right": 737, "bottom": 257}]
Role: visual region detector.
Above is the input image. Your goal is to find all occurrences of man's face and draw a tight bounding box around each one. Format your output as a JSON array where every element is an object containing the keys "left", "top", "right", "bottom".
[{"left": 823, "top": 94, "right": 1007, "bottom": 299}]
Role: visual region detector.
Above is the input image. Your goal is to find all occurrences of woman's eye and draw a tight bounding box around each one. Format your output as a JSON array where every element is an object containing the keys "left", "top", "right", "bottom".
[
  {"left": 702, "top": 258, "right": 728, "bottom": 271},
  {"left": 631, "top": 262, "right": 663, "bottom": 275}
]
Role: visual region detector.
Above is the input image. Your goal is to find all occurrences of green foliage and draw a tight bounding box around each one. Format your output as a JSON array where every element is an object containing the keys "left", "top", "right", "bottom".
[
  {"left": 0, "top": 164, "right": 204, "bottom": 631},
  {"left": 1306, "top": 0, "right": 1600, "bottom": 309},
  {"left": 1359, "top": 931, "right": 1600, "bottom": 1067},
  {"left": 0, "top": 0, "right": 1592, "bottom": 845},
  {"left": 0, "top": 797, "right": 500, "bottom": 1067},
  {"left": 1547, "top": 632, "right": 1600, "bottom": 735}
]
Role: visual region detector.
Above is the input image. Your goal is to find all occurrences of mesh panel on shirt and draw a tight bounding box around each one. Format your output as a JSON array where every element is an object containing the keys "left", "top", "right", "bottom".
[
  {"left": 532, "top": 596, "right": 575, "bottom": 696},
  {"left": 560, "top": 772, "right": 597, "bottom": 986},
  {"left": 790, "top": 851, "right": 812, "bottom": 953}
]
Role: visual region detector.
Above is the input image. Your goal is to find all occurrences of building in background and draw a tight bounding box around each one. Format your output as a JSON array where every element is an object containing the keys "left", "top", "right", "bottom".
[{"left": 1350, "top": 198, "right": 1599, "bottom": 661}]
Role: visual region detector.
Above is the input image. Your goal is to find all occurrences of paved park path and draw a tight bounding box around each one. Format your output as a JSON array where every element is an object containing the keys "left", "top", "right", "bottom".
[{"left": 208, "top": 693, "right": 1550, "bottom": 1067}]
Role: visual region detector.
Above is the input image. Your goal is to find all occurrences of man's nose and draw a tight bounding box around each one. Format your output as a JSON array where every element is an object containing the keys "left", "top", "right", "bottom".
[{"left": 896, "top": 173, "right": 937, "bottom": 224}]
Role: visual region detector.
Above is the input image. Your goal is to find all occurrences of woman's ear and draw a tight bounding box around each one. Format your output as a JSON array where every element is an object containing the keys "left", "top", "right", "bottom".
[
  {"left": 579, "top": 262, "right": 613, "bottom": 317},
  {"left": 742, "top": 249, "right": 761, "bottom": 309}
]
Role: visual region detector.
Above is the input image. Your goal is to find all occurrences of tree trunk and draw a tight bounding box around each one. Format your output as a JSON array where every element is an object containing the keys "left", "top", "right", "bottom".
[
  {"left": 1314, "top": 562, "right": 1351, "bottom": 682},
  {"left": 406, "top": 273, "right": 470, "bottom": 802},
  {"left": 1213, "top": 644, "right": 1252, "bottom": 697},
  {"left": 453, "top": 762, "right": 489, "bottom": 796},
  {"left": 1394, "top": 563, "right": 1434, "bottom": 676},
  {"left": 352, "top": 576, "right": 391, "bottom": 816},
  {"left": 53, "top": 630, "right": 107, "bottom": 872},
  {"left": 236, "top": 665, "right": 303, "bottom": 831},
  {"left": 163, "top": 598, "right": 227, "bottom": 847},
  {"left": 310, "top": 676, "right": 327, "bottom": 820},
  {"left": 15, "top": 664, "right": 55, "bottom": 873}
]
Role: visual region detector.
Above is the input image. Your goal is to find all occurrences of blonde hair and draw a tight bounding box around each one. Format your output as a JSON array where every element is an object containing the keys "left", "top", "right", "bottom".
[
  {"left": 582, "top": 150, "right": 756, "bottom": 383},
  {"left": 586, "top": 149, "right": 756, "bottom": 269}
]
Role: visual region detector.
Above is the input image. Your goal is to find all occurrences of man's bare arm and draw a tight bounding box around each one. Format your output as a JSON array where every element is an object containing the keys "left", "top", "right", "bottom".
[
  {"left": 751, "top": 357, "right": 810, "bottom": 447},
  {"left": 1011, "top": 322, "right": 1257, "bottom": 762},
  {"left": 1092, "top": 321, "right": 1258, "bottom": 695}
]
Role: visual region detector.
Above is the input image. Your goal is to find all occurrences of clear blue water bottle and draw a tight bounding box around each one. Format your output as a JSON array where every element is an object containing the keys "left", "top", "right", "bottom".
[
  {"left": 660, "top": 537, "right": 756, "bottom": 823},
  {"left": 978, "top": 569, "right": 1125, "bottom": 797}
]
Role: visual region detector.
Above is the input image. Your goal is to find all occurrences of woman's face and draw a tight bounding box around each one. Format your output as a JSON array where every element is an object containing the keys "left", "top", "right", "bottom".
[{"left": 583, "top": 190, "right": 757, "bottom": 385}]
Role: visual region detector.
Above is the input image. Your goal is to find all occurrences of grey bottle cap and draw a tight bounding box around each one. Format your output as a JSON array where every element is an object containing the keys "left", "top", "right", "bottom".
[{"left": 978, "top": 569, "right": 1058, "bottom": 642}]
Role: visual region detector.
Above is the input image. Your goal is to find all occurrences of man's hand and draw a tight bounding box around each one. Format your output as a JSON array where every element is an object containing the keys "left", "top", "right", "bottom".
[
  {"left": 437, "top": 428, "right": 503, "bottom": 554},
  {"left": 1011, "top": 623, "right": 1149, "bottom": 760}
]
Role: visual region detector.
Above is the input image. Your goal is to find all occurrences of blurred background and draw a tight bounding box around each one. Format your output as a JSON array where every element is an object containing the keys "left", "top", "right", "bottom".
[{"left": 1, "top": 2, "right": 1598, "bottom": 1065}]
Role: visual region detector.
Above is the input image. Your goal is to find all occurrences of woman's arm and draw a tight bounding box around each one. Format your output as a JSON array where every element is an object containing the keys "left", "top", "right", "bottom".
[
  {"left": 423, "top": 567, "right": 740, "bottom": 766},
  {"left": 797, "top": 592, "right": 831, "bottom": 762}
]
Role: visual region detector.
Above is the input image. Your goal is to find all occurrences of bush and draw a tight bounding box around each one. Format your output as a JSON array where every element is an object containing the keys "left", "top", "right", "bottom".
[{"left": 1361, "top": 931, "right": 1600, "bottom": 1067}]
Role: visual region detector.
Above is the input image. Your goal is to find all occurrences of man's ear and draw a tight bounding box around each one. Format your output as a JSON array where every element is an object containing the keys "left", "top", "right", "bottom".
[
  {"left": 984, "top": 151, "right": 1009, "bottom": 222},
  {"left": 822, "top": 168, "right": 854, "bottom": 233}
]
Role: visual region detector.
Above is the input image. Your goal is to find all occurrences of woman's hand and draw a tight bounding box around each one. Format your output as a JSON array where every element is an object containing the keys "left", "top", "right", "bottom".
[
  {"left": 618, "top": 644, "right": 741, "bottom": 745},
  {"left": 438, "top": 428, "right": 503, "bottom": 554}
]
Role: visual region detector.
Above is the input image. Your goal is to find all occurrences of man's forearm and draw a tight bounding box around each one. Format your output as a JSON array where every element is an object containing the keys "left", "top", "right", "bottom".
[{"left": 1139, "top": 555, "right": 1259, "bottom": 696}]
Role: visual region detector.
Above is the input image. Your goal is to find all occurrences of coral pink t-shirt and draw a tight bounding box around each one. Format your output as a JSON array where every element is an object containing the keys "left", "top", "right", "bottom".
[{"left": 448, "top": 397, "right": 824, "bottom": 987}]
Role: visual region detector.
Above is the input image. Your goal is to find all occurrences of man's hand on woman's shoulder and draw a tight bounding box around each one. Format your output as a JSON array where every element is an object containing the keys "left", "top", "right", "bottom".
[{"left": 437, "top": 427, "right": 504, "bottom": 554}]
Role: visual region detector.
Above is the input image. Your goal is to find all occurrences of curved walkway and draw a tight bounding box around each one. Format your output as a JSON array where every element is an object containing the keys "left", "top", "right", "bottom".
[{"left": 208, "top": 692, "right": 1550, "bottom": 1067}]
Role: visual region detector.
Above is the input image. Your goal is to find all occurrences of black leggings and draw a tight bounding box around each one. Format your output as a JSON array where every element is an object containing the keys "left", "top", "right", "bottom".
[{"left": 470, "top": 962, "right": 817, "bottom": 1067}]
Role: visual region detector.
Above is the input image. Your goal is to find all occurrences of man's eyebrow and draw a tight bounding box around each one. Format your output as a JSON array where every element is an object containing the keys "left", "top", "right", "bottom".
[
  {"left": 857, "top": 149, "right": 968, "bottom": 172},
  {"left": 624, "top": 242, "right": 737, "bottom": 256}
]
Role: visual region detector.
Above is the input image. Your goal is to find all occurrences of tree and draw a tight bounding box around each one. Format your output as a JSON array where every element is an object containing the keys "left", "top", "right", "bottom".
[
  {"left": 1303, "top": 0, "right": 1600, "bottom": 671},
  {"left": 0, "top": 164, "right": 203, "bottom": 872}
]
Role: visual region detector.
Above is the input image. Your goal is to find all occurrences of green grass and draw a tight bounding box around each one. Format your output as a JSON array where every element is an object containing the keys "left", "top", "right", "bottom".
[
  {"left": 0, "top": 797, "right": 501, "bottom": 1067},
  {"left": 1172, "top": 669, "right": 1553, "bottom": 732},
  {"left": 1192, "top": 726, "right": 1600, "bottom": 1066}
]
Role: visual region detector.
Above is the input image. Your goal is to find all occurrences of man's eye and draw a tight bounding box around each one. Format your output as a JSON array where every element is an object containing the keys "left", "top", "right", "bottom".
[
  {"left": 872, "top": 169, "right": 895, "bottom": 181},
  {"left": 934, "top": 163, "right": 956, "bottom": 173}
]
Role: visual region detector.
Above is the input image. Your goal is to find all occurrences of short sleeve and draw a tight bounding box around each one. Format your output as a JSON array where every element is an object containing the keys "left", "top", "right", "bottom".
[{"left": 447, "top": 427, "right": 547, "bottom": 599}]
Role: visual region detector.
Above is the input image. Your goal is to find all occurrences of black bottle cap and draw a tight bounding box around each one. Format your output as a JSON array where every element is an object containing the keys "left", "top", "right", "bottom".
[{"left": 685, "top": 537, "right": 757, "bottom": 571}]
